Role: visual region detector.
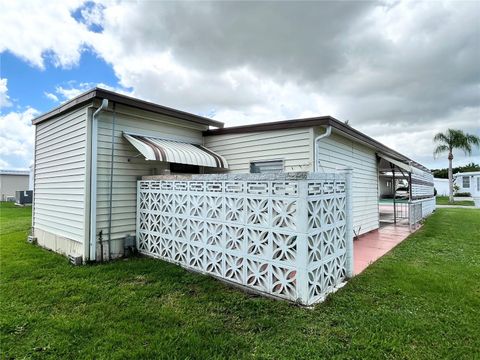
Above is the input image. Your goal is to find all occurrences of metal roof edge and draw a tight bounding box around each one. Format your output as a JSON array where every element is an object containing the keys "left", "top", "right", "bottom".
[
  {"left": 453, "top": 171, "right": 480, "bottom": 176},
  {"left": 31, "top": 87, "right": 224, "bottom": 128},
  {"left": 0, "top": 170, "right": 30, "bottom": 175},
  {"left": 204, "top": 115, "right": 430, "bottom": 173},
  {"left": 31, "top": 89, "right": 97, "bottom": 125},
  {"left": 203, "top": 116, "right": 334, "bottom": 135}
]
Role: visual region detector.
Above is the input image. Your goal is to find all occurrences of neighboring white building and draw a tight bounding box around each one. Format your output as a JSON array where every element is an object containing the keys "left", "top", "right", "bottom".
[
  {"left": 31, "top": 88, "right": 435, "bottom": 263},
  {"left": 29, "top": 164, "right": 34, "bottom": 191},
  {"left": 454, "top": 171, "right": 480, "bottom": 197},
  {"left": 0, "top": 170, "right": 30, "bottom": 201},
  {"left": 433, "top": 178, "right": 449, "bottom": 196}
]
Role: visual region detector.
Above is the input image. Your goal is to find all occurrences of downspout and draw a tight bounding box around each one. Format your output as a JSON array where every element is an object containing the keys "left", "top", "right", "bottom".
[
  {"left": 107, "top": 103, "right": 116, "bottom": 260},
  {"left": 89, "top": 99, "right": 109, "bottom": 261},
  {"left": 314, "top": 126, "right": 332, "bottom": 172}
]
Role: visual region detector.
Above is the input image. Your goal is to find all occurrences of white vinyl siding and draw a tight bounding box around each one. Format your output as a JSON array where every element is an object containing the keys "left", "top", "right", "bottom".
[
  {"left": 204, "top": 128, "right": 313, "bottom": 173},
  {"left": 95, "top": 104, "right": 206, "bottom": 257},
  {"left": 315, "top": 131, "right": 379, "bottom": 235},
  {"left": 33, "top": 106, "right": 88, "bottom": 244}
]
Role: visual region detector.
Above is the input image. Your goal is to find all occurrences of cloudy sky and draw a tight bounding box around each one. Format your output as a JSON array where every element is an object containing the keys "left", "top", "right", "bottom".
[{"left": 1, "top": 0, "right": 479, "bottom": 170}]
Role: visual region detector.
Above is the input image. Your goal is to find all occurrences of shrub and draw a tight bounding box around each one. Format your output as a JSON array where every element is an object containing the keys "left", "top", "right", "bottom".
[{"left": 455, "top": 192, "right": 471, "bottom": 197}]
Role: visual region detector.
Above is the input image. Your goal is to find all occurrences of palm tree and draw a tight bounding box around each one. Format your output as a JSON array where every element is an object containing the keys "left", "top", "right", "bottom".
[{"left": 433, "top": 129, "right": 480, "bottom": 202}]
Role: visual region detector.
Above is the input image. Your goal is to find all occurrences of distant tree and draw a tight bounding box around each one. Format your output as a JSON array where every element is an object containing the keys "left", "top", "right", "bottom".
[
  {"left": 432, "top": 162, "right": 480, "bottom": 179},
  {"left": 433, "top": 130, "right": 480, "bottom": 202}
]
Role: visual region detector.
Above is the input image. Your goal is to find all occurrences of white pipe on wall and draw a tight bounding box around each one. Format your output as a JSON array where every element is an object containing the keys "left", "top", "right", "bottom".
[
  {"left": 89, "top": 99, "right": 109, "bottom": 261},
  {"left": 314, "top": 126, "right": 332, "bottom": 172}
]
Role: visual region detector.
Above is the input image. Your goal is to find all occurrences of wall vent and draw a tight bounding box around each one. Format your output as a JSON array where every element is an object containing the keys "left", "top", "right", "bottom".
[
  {"left": 27, "top": 236, "right": 37, "bottom": 244},
  {"left": 68, "top": 254, "right": 83, "bottom": 266}
]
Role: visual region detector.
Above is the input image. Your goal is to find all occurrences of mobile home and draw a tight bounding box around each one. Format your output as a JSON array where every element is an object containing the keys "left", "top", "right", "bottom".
[
  {"left": 31, "top": 88, "right": 434, "bottom": 263},
  {"left": 454, "top": 171, "right": 480, "bottom": 197}
]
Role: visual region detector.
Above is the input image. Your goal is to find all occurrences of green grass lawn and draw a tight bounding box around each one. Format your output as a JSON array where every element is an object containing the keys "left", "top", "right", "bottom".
[
  {"left": 1, "top": 202, "right": 479, "bottom": 359},
  {"left": 436, "top": 196, "right": 475, "bottom": 206}
]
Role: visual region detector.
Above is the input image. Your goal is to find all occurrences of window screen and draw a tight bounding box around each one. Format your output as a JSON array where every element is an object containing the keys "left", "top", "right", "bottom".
[
  {"left": 250, "top": 160, "right": 284, "bottom": 174},
  {"left": 462, "top": 176, "right": 470, "bottom": 188},
  {"left": 170, "top": 163, "right": 200, "bottom": 174}
]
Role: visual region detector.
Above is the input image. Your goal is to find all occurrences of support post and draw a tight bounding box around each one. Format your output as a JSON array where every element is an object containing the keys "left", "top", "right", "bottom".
[
  {"left": 408, "top": 172, "right": 413, "bottom": 231},
  {"left": 344, "top": 169, "right": 354, "bottom": 278},
  {"left": 392, "top": 165, "right": 396, "bottom": 224},
  {"left": 296, "top": 179, "right": 310, "bottom": 305}
]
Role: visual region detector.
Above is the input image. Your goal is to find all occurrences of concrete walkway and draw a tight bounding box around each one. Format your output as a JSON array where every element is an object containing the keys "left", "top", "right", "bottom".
[
  {"left": 436, "top": 205, "right": 478, "bottom": 209},
  {"left": 353, "top": 224, "right": 412, "bottom": 275}
]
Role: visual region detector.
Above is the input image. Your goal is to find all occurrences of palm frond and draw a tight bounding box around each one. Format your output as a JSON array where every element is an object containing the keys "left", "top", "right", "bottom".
[
  {"left": 433, "top": 144, "right": 449, "bottom": 158},
  {"left": 466, "top": 134, "right": 480, "bottom": 147},
  {"left": 433, "top": 129, "right": 480, "bottom": 156},
  {"left": 433, "top": 132, "right": 449, "bottom": 145}
]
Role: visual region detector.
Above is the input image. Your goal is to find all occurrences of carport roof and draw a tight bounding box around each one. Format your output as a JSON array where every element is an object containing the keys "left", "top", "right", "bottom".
[{"left": 31, "top": 88, "right": 225, "bottom": 128}]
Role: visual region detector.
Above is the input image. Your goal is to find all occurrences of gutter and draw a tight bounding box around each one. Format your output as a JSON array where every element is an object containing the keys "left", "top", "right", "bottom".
[
  {"left": 32, "top": 87, "right": 224, "bottom": 128},
  {"left": 314, "top": 126, "right": 332, "bottom": 172},
  {"left": 89, "top": 99, "right": 109, "bottom": 261}
]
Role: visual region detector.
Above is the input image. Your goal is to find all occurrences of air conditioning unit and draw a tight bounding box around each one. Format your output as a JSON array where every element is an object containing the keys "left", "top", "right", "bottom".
[{"left": 16, "top": 190, "right": 33, "bottom": 205}]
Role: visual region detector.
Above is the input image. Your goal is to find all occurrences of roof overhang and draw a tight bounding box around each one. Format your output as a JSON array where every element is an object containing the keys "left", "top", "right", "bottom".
[
  {"left": 123, "top": 133, "right": 228, "bottom": 169},
  {"left": 32, "top": 88, "right": 224, "bottom": 128},
  {"left": 377, "top": 153, "right": 412, "bottom": 173},
  {"left": 453, "top": 171, "right": 480, "bottom": 177},
  {"left": 0, "top": 170, "right": 30, "bottom": 176},
  {"left": 204, "top": 116, "right": 430, "bottom": 173},
  {"left": 377, "top": 153, "right": 427, "bottom": 176}
]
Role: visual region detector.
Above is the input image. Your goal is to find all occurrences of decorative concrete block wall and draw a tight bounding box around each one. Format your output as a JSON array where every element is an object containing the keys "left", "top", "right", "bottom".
[{"left": 136, "top": 172, "right": 353, "bottom": 306}]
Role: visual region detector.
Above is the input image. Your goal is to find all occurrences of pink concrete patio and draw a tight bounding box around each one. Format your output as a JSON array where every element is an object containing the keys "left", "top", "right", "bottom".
[{"left": 354, "top": 224, "right": 412, "bottom": 275}]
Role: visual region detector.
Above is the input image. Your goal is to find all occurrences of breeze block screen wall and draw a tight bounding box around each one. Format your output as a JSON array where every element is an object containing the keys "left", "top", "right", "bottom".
[{"left": 136, "top": 172, "right": 353, "bottom": 306}]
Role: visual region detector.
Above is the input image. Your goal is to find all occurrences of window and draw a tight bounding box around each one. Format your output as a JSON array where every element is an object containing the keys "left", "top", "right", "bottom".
[
  {"left": 250, "top": 160, "right": 284, "bottom": 174},
  {"left": 462, "top": 176, "right": 470, "bottom": 188},
  {"left": 170, "top": 163, "right": 200, "bottom": 174},
  {"left": 477, "top": 177, "right": 480, "bottom": 192}
]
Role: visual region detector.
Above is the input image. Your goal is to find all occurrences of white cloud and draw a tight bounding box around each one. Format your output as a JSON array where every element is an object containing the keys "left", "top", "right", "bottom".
[
  {"left": 44, "top": 92, "right": 59, "bottom": 102},
  {"left": 55, "top": 83, "right": 90, "bottom": 101},
  {"left": 1, "top": 1, "right": 479, "bottom": 170},
  {"left": 361, "top": 106, "right": 480, "bottom": 169},
  {"left": 0, "top": 0, "right": 93, "bottom": 69},
  {"left": 0, "top": 78, "right": 36, "bottom": 170},
  {"left": 80, "top": 2, "right": 105, "bottom": 29},
  {"left": 0, "top": 158, "right": 9, "bottom": 169},
  {"left": 54, "top": 81, "right": 132, "bottom": 102},
  {"left": 0, "top": 78, "right": 12, "bottom": 108},
  {"left": 0, "top": 107, "right": 38, "bottom": 170}
]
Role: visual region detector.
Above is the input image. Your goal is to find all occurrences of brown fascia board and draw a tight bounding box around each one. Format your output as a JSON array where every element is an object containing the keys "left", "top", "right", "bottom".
[
  {"left": 204, "top": 116, "right": 430, "bottom": 173},
  {"left": 203, "top": 116, "right": 333, "bottom": 135},
  {"left": 31, "top": 88, "right": 224, "bottom": 128}
]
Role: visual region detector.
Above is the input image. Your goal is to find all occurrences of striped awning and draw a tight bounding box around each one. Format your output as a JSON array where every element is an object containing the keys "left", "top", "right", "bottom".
[{"left": 123, "top": 133, "right": 228, "bottom": 169}]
